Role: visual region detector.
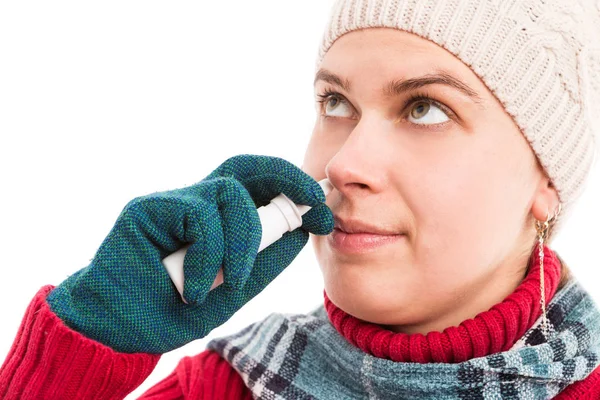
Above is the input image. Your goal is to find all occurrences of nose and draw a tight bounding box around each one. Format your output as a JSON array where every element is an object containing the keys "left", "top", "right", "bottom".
[{"left": 325, "top": 117, "right": 389, "bottom": 198}]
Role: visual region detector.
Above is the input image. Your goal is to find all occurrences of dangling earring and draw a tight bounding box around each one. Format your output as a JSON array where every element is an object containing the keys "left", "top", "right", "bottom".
[{"left": 534, "top": 203, "right": 562, "bottom": 340}]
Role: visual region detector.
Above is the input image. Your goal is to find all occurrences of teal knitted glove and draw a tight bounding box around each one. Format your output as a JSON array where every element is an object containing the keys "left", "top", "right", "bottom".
[{"left": 46, "top": 154, "right": 333, "bottom": 354}]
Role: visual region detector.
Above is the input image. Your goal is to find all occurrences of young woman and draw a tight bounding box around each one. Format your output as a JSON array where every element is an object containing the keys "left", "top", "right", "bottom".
[{"left": 1, "top": 0, "right": 599, "bottom": 398}]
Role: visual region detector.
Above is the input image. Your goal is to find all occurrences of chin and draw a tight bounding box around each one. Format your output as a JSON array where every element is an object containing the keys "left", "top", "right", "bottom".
[{"left": 324, "top": 276, "right": 420, "bottom": 326}]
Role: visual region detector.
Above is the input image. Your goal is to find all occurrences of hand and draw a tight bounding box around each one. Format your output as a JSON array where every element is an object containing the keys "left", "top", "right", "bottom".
[{"left": 46, "top": 154, "right": 333, "bottom": 354}]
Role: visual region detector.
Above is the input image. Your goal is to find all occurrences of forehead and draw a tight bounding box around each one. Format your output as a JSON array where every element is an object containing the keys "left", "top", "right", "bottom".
[{"left": 319, "top": 28, "right": 484, "bottom": 90}]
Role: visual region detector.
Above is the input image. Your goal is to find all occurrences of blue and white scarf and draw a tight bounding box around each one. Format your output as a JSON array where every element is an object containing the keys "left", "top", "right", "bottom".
[{"left": 207, "top": 279, "right": 600, "bottom": 399}]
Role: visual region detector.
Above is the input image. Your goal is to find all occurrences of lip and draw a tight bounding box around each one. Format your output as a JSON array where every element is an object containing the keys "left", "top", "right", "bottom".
[
  {"left": 329, "top": 215, "right": 405, "bottom": 254},
  {"left": 333, "top": 216, "right": 401, "bottom": 235},
  {"left": 329, "top": 228, "right": 405, "bottom": 253}
]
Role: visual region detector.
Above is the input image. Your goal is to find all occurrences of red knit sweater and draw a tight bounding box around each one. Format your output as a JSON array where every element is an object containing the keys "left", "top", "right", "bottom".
[{"left": 1, "top": 245, "right": 598, "bottom": 399}]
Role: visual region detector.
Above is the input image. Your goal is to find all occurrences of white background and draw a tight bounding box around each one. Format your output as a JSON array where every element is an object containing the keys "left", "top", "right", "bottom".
[{"left": 0, "top": 2, "right": 598, "bottom": 398}]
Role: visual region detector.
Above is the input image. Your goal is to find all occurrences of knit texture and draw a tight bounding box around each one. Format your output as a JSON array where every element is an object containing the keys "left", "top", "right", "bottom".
[
  {"left": 138, "top": 351, "right": 253, "bottom": 399},
  {"left": 207, "top": 245, "right": 600, "bottom": 399},
  {"left": 138, "top": 350, "right": 599, "bottom": 399},
  {"left": 316, "top": 0, "right": 600, "bottom": 241},
  {"left": 45, "top": 154, "right": 334, "bottom": 354},
  {"left": 0, "top": 285, "right": 160, "bottom": 399},
  {"left": 0, "top": 269, "right": 597, "bottom": 398}
]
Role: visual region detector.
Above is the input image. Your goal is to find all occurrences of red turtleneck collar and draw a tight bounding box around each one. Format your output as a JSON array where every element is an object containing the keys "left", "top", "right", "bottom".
[{"left": 324, "top": 243, "right": 561, "bottom": 364}]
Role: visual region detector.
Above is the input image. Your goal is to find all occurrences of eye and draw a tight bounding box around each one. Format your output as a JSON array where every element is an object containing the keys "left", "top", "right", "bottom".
[
  {"left": 407, "top": 99, "right": 450, "bottom": 125},
  {"left": 317, "top": 90, "right": 354, "bottom": 118}
]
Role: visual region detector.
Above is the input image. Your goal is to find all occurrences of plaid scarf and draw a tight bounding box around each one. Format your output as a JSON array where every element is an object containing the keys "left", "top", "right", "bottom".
[{"left": 207, "top": 279, "right": 600, "bottom": 399}]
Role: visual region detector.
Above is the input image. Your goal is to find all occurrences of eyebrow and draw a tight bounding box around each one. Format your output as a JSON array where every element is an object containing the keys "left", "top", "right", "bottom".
[
  {"left": 314, "top": 68, "right": 484, "bottom": 107},
  {"left": 314, "top": 69, "right": 353, "bottom": 93}
]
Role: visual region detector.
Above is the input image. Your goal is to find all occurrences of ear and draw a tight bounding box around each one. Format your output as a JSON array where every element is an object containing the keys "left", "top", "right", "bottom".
[{"left": 530, "top": 176, "right": 561, "bottom": 222}]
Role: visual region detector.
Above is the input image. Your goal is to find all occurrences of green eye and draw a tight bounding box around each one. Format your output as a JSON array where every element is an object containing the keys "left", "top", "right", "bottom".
[
  {"left": 411, "top": 102, "right": 431, "bottom": 119},
  {"left": 408, "top": 100, "right": 449, "bottom": 125},
  {"left": 326, "top": 97, "right": 342, "bottom": 112},
  {"left": 317, "top": 92, "right": 354, "bottom": 118}
]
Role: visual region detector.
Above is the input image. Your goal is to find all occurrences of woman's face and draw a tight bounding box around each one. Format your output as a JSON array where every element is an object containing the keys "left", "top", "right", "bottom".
[{"left": 302, "top": 28, "right": 556, "bottom": 334}]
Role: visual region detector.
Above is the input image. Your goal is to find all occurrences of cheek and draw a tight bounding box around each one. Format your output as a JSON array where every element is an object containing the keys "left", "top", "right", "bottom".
[
  {"left": 409, "top": 140, "right": 533, "bottom": 282},
  {"left": 453, "top": 141, "right": 534, "bottom": 233},
  {"left": 432, "top": 164, "right": 497, "bottom": 242},
  {"left": 396, "top": 140, "right": 509, "bottom": 273}
]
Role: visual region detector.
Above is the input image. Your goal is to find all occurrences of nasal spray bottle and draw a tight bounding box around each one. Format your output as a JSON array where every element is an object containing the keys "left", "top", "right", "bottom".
[{"left": 162, "top": 179, "right": 333, "bottom": 304}]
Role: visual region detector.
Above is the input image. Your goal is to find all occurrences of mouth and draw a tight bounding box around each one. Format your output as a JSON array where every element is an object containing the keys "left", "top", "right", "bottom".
[
  {"left": 329, "top": 229, "right": 405, "bottom": 253},
  {"left": 330, "top": 216, "right": 406, "bottom": 254}
]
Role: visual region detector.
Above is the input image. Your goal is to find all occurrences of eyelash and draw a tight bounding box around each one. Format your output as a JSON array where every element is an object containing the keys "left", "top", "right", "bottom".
[
  {"left": 315, "top": 88, "right": 346, "bottom": 116},
  {"left": 316, "top": 86, "right": 456, "bottom": 126}
]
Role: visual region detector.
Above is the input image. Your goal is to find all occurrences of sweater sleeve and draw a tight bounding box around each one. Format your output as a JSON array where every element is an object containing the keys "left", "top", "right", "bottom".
[
  {"left": 0, "top": 285, "right": 161, "bottom": 400},
  {"left": 138, "top": 350, "right": 252, "bottom": 400}
]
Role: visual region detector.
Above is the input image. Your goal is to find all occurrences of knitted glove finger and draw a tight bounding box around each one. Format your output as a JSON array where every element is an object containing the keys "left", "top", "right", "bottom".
[
  {"left": 205, "top": 154, "right": 325, "bottom": 209},
  {"left": 196, "top": 229, "right": 309, "bottom": 327},
  {"left": 301, "top": 203, "right": 334, "bottom": 236},
  {"left": 217, "top": 205, "right": 333, "bottom": 304},
  {"left": 243, "top": 228, "right": 309, "bottom": 298},
  {"left": 182, "top": 177, "right": 261, "bottom": 303},
  {"left": 222, "top": 155, "right": 333, "bottom": 237},
  {"left": 112, "top": 191, "right": 223, "bottom": 259}
]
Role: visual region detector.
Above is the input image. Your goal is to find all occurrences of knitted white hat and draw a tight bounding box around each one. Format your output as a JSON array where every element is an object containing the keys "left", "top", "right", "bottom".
[{"left": 316, "top": 0, "right": 600, "bottom": 242}]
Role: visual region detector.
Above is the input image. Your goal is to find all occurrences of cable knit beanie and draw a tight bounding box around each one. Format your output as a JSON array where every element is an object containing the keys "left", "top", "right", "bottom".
[{"left": 316, "top": 0, "right": 600, "bottom": 242}]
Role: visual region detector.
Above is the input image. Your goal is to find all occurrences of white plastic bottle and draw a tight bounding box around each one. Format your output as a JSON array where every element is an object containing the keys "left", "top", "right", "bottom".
[{"left": 162, "top": 179, "right": 333, "bottom": 303}]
